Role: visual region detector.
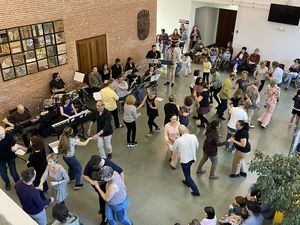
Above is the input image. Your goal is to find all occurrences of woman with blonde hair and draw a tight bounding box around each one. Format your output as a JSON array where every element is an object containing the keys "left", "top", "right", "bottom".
[
  {"left": 39, "top": 153, "right": 69, "bottom": 205},
  {"left": 58, "top": 126, "right": 91, "bottom": 190},
  {"left": 123, "top": 95, "right": 140, "bottom": 148},
  {"left": 257, "top": 79, "right": 280, "bottom": 128}
]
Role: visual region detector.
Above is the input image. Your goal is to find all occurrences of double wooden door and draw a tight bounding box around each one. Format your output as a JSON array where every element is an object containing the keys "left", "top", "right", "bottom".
[{"left": 76, "top": 34, "right": 108, "bottom": 75}]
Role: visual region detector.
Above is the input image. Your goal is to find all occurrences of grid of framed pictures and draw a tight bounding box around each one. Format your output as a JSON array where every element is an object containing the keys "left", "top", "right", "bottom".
[{"left": 0, "top": 20, "right": 67, "bottom": 81}]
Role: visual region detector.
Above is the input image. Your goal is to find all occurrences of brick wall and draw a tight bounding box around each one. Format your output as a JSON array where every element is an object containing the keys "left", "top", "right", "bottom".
[{"left": 0, "top": 0, "right": 157, "bottom": 119}]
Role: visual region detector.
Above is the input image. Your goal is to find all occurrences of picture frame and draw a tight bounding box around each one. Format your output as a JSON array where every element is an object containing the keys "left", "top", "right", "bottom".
[{"left": 1, "top": 20, "right": 67, "bottom": 81}]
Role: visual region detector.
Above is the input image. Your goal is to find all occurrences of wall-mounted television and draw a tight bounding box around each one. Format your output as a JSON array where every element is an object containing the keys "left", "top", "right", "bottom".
[{"left": 268, "top": 3, "right": 300, "bottom": 26}]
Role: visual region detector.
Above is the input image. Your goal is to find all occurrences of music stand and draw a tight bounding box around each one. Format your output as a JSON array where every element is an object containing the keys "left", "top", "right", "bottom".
[
  {"left": 160, "top": 60, "right": 173, "bottom": 66},
  {"left": 124, "top": 69, "right": 133, "bottom": 79},
  {"left": 148, "top": 59, "right": 160, "bottom": 65}
]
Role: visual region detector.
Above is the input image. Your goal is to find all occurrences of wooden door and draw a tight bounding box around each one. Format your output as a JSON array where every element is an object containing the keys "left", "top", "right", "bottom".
[
  {"left": 76, "top": 35, "right": 108, "bottom": 75},
  {"left": 215, "top": 9, "right": 237, "bottom": 47}
]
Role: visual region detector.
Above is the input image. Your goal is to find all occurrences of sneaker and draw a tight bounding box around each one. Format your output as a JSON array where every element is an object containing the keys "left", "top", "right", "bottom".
[
  {"left": 219, "top": 115, "right": 226, "bottom": 120},
  {"left": 100, "top": 218, "right": 108, "bottom": 225},
  {"left": 107, "top": 153, "right": 112, "bottom": 159},
  {"left": 288, "top": 123, "right": 292, "bottom": 128},
  {"left": 155, "top": 127, "right": 160, "bottom": 132},
  {"left": 192, "top": 116, "right": 198, "bottom": 120},
  {"left": 209, "top": 175, "right": 219, "bottom": 180},
  {"left": 163, "top": 81, "right": 170, "bottom": 86},
  {"left": 197, "top": 169, "right": 206, "bottom": 174},
  {"left": 127, "top": 143, "right": 133, "bottom": 148},
  {"left": 131, "top": 142, "right": 138, "bottom": 147},
  {"left": 118, "top": 124, "right": 124, "bottom": 128},
  {"left": 171, "top": 83, "right": 174, "bottom": 87},
  {"left": 74, "top": 184, "right": 84, "bottom": 190},
  {"left": 229, "top": 174, "right": 240, "bottom": 178},
  {"left": 191, "top": 191, "right": 200, "bottom": 197},
  {"left": 239, "top": 172, "right": 247, "bottom": 177},
  {"left": 146, "top": 132, "right": 153, "bottom": 137},
  {"left": 5, "top": 185, "right": 11, "bottom": 191},
  {"left": 249, "top": 125, "right": 255, "bottom": 129}
]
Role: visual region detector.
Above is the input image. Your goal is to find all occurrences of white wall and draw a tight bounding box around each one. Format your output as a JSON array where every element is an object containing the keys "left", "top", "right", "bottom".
[
  {"left": 232, "top": 6, "right": 300, "bottom": 66},
  {"left": 194, "top": 7, "right": 219, "bottom": 46},
  {"left": 157, "top": 0, "right": 192, "bottom": 34}
]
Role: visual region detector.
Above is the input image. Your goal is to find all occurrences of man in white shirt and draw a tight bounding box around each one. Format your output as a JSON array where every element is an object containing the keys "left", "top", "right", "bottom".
[
  {"left": 271, "top": 61, "right": 283, "bottom": 85},
  {"left": 226, "top": 99, "right": 248, "bottom": 151},
  {"left": 110, "top": 75, "right": 128, "bottom": 101},
  {"left": 164, "top": 43, "right": 181, "bottom": 87},
  {"left": 171, "top": 125, "right": 200, "bottom": 196}
]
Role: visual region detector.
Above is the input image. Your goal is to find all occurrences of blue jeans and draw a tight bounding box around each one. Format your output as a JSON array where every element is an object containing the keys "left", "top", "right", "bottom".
[
  {"left": 63, "top": 156, "right": 82, "bottom": 186},
  {"left": 0, "top": 158, "right": 20, "bottom": 186},
  {"left": 181, "top": 160, "right": 199, "bottom": 194},
  {"left": 105, "top": 197, "right": 132, "bottom": 225},
  {"left": 30, "top": 208, "right": 47, "bottom": 225},
  {"left": 175, "top": 62, "right": 182, "bottom": 77},
  {"left": 226, "top": 127, "right": 237, "bottom": 150}
]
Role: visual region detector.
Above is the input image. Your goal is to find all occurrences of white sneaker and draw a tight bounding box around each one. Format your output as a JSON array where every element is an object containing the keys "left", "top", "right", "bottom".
[{"left": 249, "top": 125, "right": 255, "bottom": 129}]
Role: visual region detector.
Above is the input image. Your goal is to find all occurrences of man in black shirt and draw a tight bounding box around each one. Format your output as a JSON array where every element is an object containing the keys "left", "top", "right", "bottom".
[
  {"left": 83, "top": 155, "right": 123, "bottom": 225},
  {"left": 0, "top": 126, "right": 20, "bottom": 191},
  {"left": 87, "top": 100, "right": 113, "bottom": 159},
  {"left": 3, "top": 104, "right": 39, "bottom": 147},
  {"left": 164, "top": 94, "right": 179, "bottom": 125},
  {"left": 111, "top": 58, "right": 123, "bottom": 80},
  {"left": 50, "top": 72, "right": 65, "bottom": 94}
]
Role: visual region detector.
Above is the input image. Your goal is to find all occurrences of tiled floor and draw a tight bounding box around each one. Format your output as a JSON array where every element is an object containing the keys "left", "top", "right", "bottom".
[{"left": 2, "top": 63, "right": 295, "bottom": 225}]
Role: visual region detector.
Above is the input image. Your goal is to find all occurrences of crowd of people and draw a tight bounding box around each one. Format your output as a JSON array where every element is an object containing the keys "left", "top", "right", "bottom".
[{"left": 0, "top": 21, "right": 299, "bottom": 225}]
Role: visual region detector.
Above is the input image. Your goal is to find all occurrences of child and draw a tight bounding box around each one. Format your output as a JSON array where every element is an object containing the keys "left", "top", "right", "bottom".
[
  {"left": 202, "top": 57, "right": 212, "bottom": 84},
  {"left": 182, "top": 53, "right": 192, "bottom": 76},
  {"left": 190, "top": 69, "right": 201, "bottom": 94},
  {"left": 179, "top": 96, "right": 193, "bottom": 126},
  {"left": 221, "top": 48, "right": 232, "bottom": 71},
  {"left": 289, "top": 89, "right": 300, "bottom": 129}
]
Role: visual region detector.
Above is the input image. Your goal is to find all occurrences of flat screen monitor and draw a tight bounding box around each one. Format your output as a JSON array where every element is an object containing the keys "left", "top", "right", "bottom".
[{"left": 268, "top": 3, "right": 300, "bottom": 26}]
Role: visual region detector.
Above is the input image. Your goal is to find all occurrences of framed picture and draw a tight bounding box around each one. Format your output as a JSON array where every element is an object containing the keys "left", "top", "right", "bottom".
[
  {"left": 26, "top": 62, "right": 38, "bottom": 74},
  {"left": 0, "top": 30, "right": 8, "bottom": 43},
  {"left": 34, "top": 36, "right": 45, "bottom": 48},
  {"left": 0, "top": 55, "right": 13, "bottom": 69},
  {"left": 55, "top": 32, "right": 65, "bottom": 44},
  {"left": 0, "top": 43, "right": 10, "bottom": 56},
  {"left": 58, "top": 54, "right": 67, "bottom": 65},
  {"left": 43, "top": 22, "right": 54, "bottom": 34},
  {"left": 1, "top": 20, "right": 66, "bottom": 81},
  {"left": 2, "top": 67, "right": 15, "bottom": 81},
  {"left": 9, "top": 41, "right": 22, "bottom": 54},
  {"left": 36, "top": 48, "right": 46, "bottom": 60},
  {"left": 57, "top": 43, "right": 66, "bottom": 54},
  {"left": 12, "top": 53, "right": 25, "bottom": 66},
  {"left": 15, "top": 64, "right": 27, "bottom": 77},
  {"left": 54, "top": 20, "right": 64, "bottom": 32},
  {"left": 19, "top": 26, "right": 32, "bottom": 39},
  {"left": 22, "top": 39, "right": 34, "bottom": 51},
  {"left": 7, "top": 28, "right": 20, "bottom": 41},
  {"left": 48, "top": 56, "right": 58, "bottom": 68},
  {"left": 25, "top": 51, "right": 36, "bottom": 63},
  {"left": 45, "top": 34, "right": 55, "bottom": 46},
  {"left": 32, "top": 24, "right": 43, "bottom": 37},
  {"left": 38, "top": 59, "right": 48, "bottom": 71},
  {"left": 46, "top": 45, "right": 57, "bottom": 57}
]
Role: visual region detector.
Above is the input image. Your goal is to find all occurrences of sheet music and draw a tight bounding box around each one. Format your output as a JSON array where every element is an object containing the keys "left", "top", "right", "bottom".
[
  {"left": 150, "top": 74, "right": 161, "bottom": 82},
  {"left": 93, "top": 92, "right": 102, "bottom": 101},
  {"left": 74, "top": 71, "right": 85, "bottom": 83}
]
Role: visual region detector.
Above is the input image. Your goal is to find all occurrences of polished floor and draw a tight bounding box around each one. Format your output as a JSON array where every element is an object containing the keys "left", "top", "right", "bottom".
[{"left": 2, "top": 63, "right": 295, "bottom": 225}]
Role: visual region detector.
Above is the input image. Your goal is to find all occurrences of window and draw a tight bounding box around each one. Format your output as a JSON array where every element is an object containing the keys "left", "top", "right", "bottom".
[{"left": 0, "top": 20, "right": 67, "bottom": 81}]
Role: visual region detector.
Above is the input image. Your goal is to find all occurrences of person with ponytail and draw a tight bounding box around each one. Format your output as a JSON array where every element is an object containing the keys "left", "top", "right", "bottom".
[
  {"left": 197, "top": 120, "right": 226, "bottom": 179},
  {"left": 227, "top": 120, "right": 251, "bottom": 178},
  {"left": 58, "top": 126, "right": 92, "bottom": 190}
]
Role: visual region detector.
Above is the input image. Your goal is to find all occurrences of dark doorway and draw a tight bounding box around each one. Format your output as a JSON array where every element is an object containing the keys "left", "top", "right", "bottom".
[
  {"left": 215, "top": 9, "right": 237, "bottom": 47},
  {"left": 76, "top": 34, "right": 108, "bottom": 75}
]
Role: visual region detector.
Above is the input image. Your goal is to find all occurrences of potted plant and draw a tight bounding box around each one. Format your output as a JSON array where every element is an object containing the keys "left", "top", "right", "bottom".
[{"left": 248, "top": 151, "right": 300, "bottom": 225}]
